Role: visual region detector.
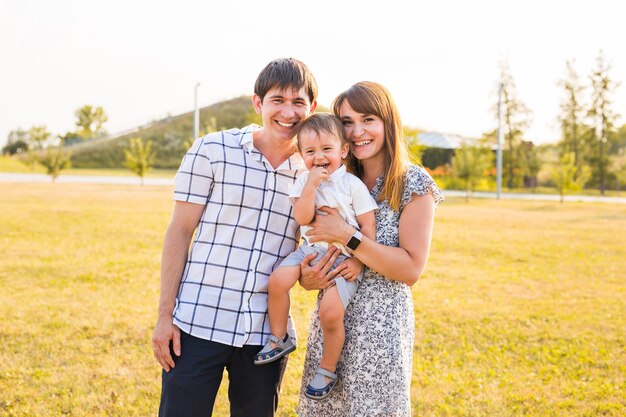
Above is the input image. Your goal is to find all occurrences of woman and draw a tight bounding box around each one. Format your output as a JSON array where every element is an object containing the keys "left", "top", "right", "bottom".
[{"left": 297, "top": 81, "right": 444, "bottom": 416}]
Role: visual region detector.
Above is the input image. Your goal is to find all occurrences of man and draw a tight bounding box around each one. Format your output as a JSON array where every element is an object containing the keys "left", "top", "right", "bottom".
[{"left": 152, "top": 58, "right": 317, "bottom": 416}]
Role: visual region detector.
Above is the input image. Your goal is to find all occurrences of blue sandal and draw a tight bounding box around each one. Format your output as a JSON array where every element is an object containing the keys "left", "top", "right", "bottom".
[
  {"left": 304, "top": 367, "right": 338, "bottom": 400},
  {"left": 254, "top": 334, "right": 295, "bottom": 365}
]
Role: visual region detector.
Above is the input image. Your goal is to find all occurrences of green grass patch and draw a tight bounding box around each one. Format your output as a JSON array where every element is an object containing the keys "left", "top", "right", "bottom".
[
  {"left": 0, "top": 184, "right": 624, "bottom": 416},
  {"left": 0, "top": 155, "right": 44, "bottom": 173},
  {"left": 63, "top": 168, "right": 177, "bottom": 178},
  {"left": 433, "top": 174, "right": 626, "bottom": 197},
  {"left": 0, "top": 155, "right": 176, "bottom": 178}
]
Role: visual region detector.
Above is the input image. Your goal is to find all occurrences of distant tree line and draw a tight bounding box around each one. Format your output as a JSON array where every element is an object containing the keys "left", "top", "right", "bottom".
[
  {"left": 3, "top": 64, "right": 624, "bottom": 194},
  {"left": 2, "top": 104, "right": 110, "bottom": 180},
  {"left": 1, "top": 97, "right": 268, "bottom": 180},
  {"left": 3, "top": 104, "right": 109, "bottom": 155},
  {"left": 417, "top": 50, "right": 625, "bottom": 200}
]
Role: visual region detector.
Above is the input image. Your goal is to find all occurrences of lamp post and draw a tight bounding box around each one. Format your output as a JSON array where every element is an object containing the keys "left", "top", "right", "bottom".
[
  {"left": 496, "top": 81, "right": 504, "bottom": 199},
  {"left": 597, "top": 119, "right": 607, "bottom": 195},
  {"left": 194, "top": 82, "right": 200, "bottom": 141}
]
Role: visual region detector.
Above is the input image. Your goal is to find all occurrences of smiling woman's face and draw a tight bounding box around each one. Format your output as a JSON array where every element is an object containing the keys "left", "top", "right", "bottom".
[{"left": 338, "top": 101, "right": 386, "bottom": 164}]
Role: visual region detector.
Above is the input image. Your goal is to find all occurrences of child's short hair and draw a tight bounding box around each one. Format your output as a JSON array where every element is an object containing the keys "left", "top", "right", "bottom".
[
  {"left": 296, "top": 113, "right": 347, "bottom": 150},
  {"left": 254, "top": 58, "right": 318, "bottom": 103}
]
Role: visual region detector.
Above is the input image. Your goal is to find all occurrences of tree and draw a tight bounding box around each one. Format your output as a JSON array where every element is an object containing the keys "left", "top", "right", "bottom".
[
  {"left": 28, "top": 125, "right": 52, "bottom": 149},
  {"left": 611, "top": 124, "right": 626, "bottom": 155},
  {"left": 611, "top": 154, "right": 626, "bottom": 191},
  {"left": 124, "top": 137, "right": 155, "bottom": 185},
  {"left": 587, "top": 51, "right": 620, "bottom": 194},
  {"left": 523, "top": 145, "right": 542, "bottom": 192},
  {"left": 558, "top": 60, "right": 589, "bottom": 171},
  {"left": 75, "top": 105, "right": 108, "bottom": 140},
  {"left": 551, "top": 152, "right": 590, "bottom": 204},
  {"left": 451, "top": 141, "right": 493, "bottom": 201},
  {"left": 39, "top": 147, "right": 71, "bottom": 182},
  {"left": 404, "top": 127, "right": 424, "bottom": 165},
  {"left": 495, "top": 61, "right": 532, "bottom": 189},
  {"left": 2, "top": 129, "right": 29, "bottom": 155},
  {"left": 18, "top": 125, "right": 52, "bottom": 170}
]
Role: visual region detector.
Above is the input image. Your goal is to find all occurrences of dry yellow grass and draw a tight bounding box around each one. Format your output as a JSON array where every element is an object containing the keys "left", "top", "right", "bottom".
[{"left": 0, "top": 183, "right": 624, "bottom": 416}]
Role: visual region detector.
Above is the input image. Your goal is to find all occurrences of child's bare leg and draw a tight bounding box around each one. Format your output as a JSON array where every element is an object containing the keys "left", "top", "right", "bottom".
[
  {"left": 267, "top": 265, "right": 301, "bottom": 341},
  {"left": 318, "top": 285, "right": 345, "bottom": 375}
]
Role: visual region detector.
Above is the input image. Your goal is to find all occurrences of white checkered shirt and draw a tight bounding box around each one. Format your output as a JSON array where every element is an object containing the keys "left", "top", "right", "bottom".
[{"left": 172, "top": 124, "right": 305, "bottom": 347}]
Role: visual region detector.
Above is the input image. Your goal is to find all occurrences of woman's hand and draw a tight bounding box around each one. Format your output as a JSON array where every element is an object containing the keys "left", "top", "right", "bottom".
[
  {"left": 306, "top": 207, "right": 355, "bottom": 245},
  {"left": 299, "top": 246, "right": 341, "bottom": 290},
  {"left": 331, "top": 257, "right": 363, "bottom": 282}
]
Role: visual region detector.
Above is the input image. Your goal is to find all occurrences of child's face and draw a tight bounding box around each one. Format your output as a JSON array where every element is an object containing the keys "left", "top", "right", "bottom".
[{"left": 298, "top": 129, "right": 349, "bottom": 174}]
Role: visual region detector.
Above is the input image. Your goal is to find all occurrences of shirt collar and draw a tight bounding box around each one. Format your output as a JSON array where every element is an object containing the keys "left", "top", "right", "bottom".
[
  {"left": 328, "top": 164, "right": 347, "bottom": 182},
  {"left": 239, "top": 124, "right": 261, "bottom": 153},
  {"left": 240, "top": 124, "right": 305, "bottom": 171}
]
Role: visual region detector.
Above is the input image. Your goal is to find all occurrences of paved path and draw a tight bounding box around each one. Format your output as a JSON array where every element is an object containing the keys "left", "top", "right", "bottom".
[
  {"left": 0, "top": 172, "right": 172, "bottom": 186},
  {"left": 444, "top": 190, "right": 626, "bottom": 204},
  {"left": 2, "top": 173, "right": 625, "bottom": 204}
]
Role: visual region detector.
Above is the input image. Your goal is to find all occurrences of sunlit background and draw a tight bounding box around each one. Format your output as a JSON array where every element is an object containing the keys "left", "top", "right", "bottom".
[{"left": 1, "top": 0, "right": 624, "bottom": 146}]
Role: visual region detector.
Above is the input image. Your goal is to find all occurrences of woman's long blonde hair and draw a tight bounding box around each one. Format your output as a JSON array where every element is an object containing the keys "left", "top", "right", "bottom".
[{"left": 332, "top": 81, "right": 411, "bottom": 211}]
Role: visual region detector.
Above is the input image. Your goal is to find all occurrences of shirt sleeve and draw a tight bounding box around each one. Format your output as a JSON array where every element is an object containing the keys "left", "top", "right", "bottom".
[
  {"left": 174, "top": 135, "right": 214, "bottom": 204},
  {"left": 288, "top": 172, "right": 309, "bottom": 199},
  {"left": 350, "top": 177, "right": 380, "bottom": 216}
]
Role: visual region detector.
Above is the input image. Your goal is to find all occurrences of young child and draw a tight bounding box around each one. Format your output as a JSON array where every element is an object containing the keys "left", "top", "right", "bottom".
[{"left": 254, "top": 113, "right": 377, "bottom": 400}]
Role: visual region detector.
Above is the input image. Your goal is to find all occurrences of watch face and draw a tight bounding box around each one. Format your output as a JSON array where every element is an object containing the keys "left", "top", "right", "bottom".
[{"left": 347, "top": 236, "right": 360, "bottom": 250}]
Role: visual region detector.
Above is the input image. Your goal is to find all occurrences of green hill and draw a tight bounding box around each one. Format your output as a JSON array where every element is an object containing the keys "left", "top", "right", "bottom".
[
  {"left": 69, "top": 96, "right": 261, "bottom": 169},
  {"left": 69, "top": 96, "right": 330, "bottom": 169}
]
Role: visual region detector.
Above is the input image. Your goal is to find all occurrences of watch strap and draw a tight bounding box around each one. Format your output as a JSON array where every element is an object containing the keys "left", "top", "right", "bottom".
[{"left": 346, "top": 230, "right": 363, "bottom": 251}]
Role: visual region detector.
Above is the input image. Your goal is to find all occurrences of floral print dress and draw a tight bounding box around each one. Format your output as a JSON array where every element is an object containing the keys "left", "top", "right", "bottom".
[{"left": 297, "top": 165, "right": 444, "bottom": 417}]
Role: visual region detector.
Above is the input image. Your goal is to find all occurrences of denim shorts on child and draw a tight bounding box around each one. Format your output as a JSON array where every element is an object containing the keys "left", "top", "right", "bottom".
[{"left": 279, "top": 244, "right": 363, "bottom": 309}]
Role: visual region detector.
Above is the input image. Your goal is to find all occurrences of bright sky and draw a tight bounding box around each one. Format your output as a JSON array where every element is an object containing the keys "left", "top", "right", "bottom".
[{"left": 1, "top": 0, "right": 624, "bottom": 147}]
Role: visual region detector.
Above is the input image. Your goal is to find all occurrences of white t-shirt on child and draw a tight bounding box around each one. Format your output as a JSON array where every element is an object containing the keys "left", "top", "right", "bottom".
[{"left": 289, "top": 165, "right": 378, "bottom": 256}]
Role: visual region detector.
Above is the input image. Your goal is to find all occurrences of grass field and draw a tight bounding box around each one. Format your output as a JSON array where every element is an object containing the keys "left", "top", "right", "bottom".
[
  {"left": 0, "top": 183, "right": 624, "bottom": 416},
  {"left": 0, "top": 155, "right": 176, "bottom": 177}
]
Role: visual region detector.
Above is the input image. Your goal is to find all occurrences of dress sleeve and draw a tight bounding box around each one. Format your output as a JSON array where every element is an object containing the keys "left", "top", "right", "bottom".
[{"left": 400, "top": 165, "right": 445, "bottom": 211}]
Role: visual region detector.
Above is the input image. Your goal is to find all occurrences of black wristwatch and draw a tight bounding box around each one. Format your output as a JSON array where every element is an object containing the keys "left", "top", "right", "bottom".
[{"left": 346, "top": 230, "right": 363, "bottom": 251}]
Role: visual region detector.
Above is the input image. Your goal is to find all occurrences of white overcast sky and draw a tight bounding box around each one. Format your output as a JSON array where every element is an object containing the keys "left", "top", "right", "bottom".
[{"left": 1, "top": 0, "right": 624, "bottom": 146}]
